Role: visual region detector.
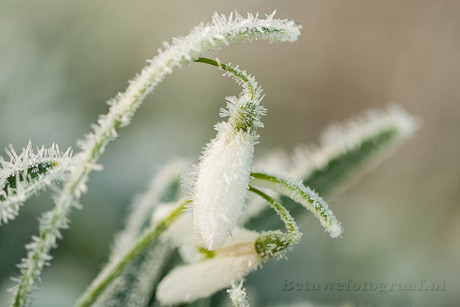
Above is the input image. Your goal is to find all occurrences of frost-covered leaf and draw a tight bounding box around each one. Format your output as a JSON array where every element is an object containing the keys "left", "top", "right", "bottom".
[
  {"left": 0, "top": 141, "right": 72, "bottom": 224},
  {"left": 292, "top": 106, "right": 418, "bottom": 193},
  {"left": 94, "top": 241, "right": 173, "bottom": 307}
]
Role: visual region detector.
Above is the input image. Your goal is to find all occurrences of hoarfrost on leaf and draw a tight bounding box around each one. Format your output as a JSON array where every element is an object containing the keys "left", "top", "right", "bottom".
[{"left": 0, "top": 141, "right": 72, "bottom": 224}]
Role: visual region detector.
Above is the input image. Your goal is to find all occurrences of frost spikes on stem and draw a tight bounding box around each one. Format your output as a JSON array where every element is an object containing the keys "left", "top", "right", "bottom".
[
  {"left": 250, "top": 172, "right": 343, "bottom": 238},
  {"left": 227, "top": 280, "right": 251, "bottom": 307},
  {"left": 249, "top": 187, "right": 301, "bottom": 259},
  {"left": 75, "top": 200, "right": 188, "bottom": 307}
]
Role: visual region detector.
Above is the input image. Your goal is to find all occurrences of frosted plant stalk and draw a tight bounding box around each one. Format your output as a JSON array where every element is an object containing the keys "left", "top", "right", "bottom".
[
  {"left": 250, "top": 173, "right": 343, "bottom": 238},
  {"left": 10, "top": 11, "right": 301, "bottom": 306},
  {"left": 76, "top": 200, "right": 189, "bottom": 307},
  {"left": 92, "top": 161, "right": 184, "bottom": 306}
]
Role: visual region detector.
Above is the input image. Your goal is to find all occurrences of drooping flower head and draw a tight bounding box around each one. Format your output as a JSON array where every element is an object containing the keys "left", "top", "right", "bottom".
[{"left": 188, "top": 61, "right": 266, "bottom": 250}]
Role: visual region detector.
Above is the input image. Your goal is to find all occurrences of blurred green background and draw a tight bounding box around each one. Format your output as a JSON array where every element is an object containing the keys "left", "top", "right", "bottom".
[{"left": 1, "top": 1, "right": 459, "bottom": 306}]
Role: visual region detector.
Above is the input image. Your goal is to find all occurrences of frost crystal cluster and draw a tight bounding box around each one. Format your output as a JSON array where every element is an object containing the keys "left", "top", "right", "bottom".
[{"left": 1, "top": 10, "right": 418, "bottom": 307}]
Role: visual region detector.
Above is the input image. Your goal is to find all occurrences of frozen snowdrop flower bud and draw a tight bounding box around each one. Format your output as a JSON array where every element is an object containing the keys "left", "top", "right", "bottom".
[
  {"left": 156, "top": 228, "right": 261, "bottom": 305},
  {"left": 188, "top": 59, "right": 266, "bottom": 251},
  {"left": 0, "top": 141, "right": 72, "bottom": 224},
  {"left": 192, "top": 122, "right": 256, "bottom": 250}
]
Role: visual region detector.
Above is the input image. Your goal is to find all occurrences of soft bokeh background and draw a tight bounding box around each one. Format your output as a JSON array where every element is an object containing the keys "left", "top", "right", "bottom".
[{"left": 1, "top": 1, "right": 459, "bottom": 306}]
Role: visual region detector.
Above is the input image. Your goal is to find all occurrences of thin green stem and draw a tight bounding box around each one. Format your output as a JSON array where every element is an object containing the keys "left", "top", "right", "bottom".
[
  {"left": 75, "top": 200, "right": 190, "bottom": 307},
  {"left": 250, "top": 172, "right": 342, "bottom": 238},
  {"left": 194, "top": 57, "right": 264, "bottom": 132},
  {"left": 195, "top": 57, "right": 255, "bottom": 99},
  {"left": 249, "top": 187, "right": 300, "bottom": 260},
  {"left": 249, "top": 187, "right": 299, "bottom": 244}
]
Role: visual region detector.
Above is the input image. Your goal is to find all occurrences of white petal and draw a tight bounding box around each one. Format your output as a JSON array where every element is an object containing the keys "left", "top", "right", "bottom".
[{"left": 156, "top": 228, "right": 260, "bottom": 305}]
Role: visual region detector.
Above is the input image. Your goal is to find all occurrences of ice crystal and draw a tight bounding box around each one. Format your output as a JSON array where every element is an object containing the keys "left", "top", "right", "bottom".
[{"left": 227, "top": 280, "right": 251, "bottom": 307}]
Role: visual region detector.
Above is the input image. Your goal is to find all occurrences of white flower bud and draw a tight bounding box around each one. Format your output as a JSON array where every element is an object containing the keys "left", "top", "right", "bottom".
[{"left": 192, "top": 122, "right": 255, "bottom": 250}]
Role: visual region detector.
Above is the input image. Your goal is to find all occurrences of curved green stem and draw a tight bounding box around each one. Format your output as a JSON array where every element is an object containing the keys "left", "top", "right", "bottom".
[
  {"left": 195, "top": 57, "right": 255, "bottom": 99},
  {"left": 249, "top": 187, "right": 299, "bottom": 243},
  {"left": 249, "top": 187, "right": 300, "bottom": 259},
  {"left": 75, "top": 200, "right": 190, "bottom": 307},
  {"left": 194, "top": 57, "right": 264, "bottom": 132},
  {"left": 250, "top": 172, "right": 342, "bottom": 238}
]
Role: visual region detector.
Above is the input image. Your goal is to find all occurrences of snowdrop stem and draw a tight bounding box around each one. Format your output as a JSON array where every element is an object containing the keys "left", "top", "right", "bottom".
[
  {"left": 194, "top": 56, "right": 265, "bottom": 132},
  {"left": 195, "top": 57, "right": 256, "bottom": 99},
  {"left": 249, "top": 187, "right": 300, "bottom": 259},
  {"left": 249, "top": 187, "right": 299, "bottom": 244},
  {"left": 250, "top": 172, "right": 343, "bottom": 238},
  {"left": 75, "top": 199, "right": 190, "bottom": 307}
]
